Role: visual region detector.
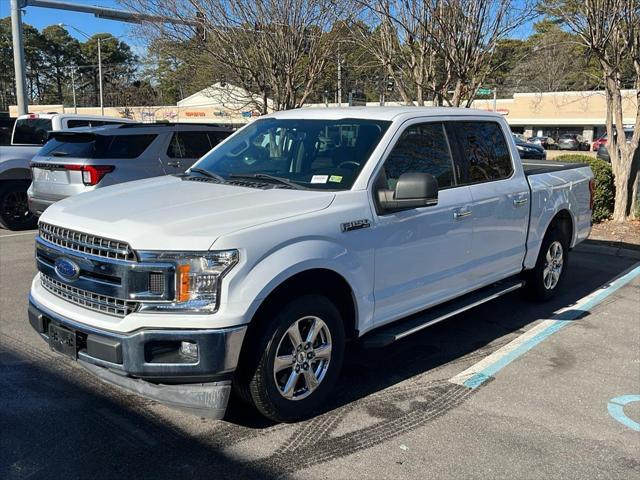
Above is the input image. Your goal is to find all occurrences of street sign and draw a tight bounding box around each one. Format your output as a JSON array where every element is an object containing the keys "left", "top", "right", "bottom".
[{"left": 477, "top": 88, "right": 493, "bottom": 95}]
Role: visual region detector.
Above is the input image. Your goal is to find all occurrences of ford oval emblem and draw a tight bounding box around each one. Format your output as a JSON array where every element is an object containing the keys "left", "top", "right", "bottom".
[{"left": 54, "top": 257, "right": 80, "bottom": 281}]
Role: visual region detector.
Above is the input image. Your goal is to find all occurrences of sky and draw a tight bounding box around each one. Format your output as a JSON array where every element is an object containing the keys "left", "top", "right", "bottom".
[{"left": 0, "top": 0, "right": 144, "bottom": 49}]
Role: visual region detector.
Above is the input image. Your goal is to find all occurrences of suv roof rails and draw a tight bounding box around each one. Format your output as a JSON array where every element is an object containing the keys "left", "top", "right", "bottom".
[{"left": 117, "top": 122, "right": 233, "bottom": 129}]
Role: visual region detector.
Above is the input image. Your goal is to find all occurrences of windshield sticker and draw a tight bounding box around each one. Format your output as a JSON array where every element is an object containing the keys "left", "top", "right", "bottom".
[
  {"left": 311, "top": 175, "right": 329, "bottom": 184},
  {"left": 329, "top": 175, "right": 343, "bottom": 183}
]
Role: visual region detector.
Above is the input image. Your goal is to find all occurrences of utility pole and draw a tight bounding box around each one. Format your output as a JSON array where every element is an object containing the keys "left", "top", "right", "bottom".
[
  {"left": 10, "top": 0, "right": 28, "bottom": 116},
  {"left": 70, "top": 68, "right": 77, "bottom": 113},
  {"left": 98, "top": 37, "right": 104, "bottom": 115},
  {"left": 337, "top": 56, "right": 342, "bottom": 107}
]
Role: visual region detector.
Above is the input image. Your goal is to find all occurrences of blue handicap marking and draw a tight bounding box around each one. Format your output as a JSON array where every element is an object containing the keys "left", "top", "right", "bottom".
[{"left": 607, "top": 395, "right": 640, "bottom": 432}]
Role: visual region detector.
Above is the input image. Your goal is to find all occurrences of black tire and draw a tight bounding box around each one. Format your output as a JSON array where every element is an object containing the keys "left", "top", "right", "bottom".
[
  {"left": 0, "top": 181, "right": 38, "bottom": 231},
  {"left": 238, "top": 294, "right": 345, "bottom": 423},
  {"left": 525, "top": 223, "right": 569, "bottom": 301}
]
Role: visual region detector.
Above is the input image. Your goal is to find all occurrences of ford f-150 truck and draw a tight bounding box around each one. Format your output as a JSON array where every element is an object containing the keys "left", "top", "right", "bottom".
[{"left": 28, "top": 108, "right": 594, "bottom": 422}]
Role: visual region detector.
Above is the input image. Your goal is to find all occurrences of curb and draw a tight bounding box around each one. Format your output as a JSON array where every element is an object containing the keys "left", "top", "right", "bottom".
[{"left": 575, "top": 242, "right": 640, "bottom": 260}]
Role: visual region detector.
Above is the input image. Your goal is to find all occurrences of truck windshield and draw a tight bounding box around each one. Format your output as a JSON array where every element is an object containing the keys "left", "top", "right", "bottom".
[
  {"left": 13, "top": 118, "right": 53, "bottom": 145},
  {"left": 194, "top": 118, "right": 390, "bottom": 190}
]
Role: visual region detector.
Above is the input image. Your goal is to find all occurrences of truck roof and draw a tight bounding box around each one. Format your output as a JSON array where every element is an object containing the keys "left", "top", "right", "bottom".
[{"left": 266, "top": 106, "right": 505, "bottom": 122}]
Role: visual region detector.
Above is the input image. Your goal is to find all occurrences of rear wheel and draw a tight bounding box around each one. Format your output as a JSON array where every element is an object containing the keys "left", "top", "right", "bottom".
[
  {"left": 0, "top": 181, "right": 37, "bottom": 231},
  {"left": 237, "top": 294, "right": 345, "bottom": 422},
  {"left": 525, "top": 224, "right": 569, "bottom": 301}
]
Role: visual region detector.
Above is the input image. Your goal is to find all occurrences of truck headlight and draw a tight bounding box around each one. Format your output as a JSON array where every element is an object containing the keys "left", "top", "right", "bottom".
[{"left": 143, "top": 250, "right": 238, "bottom": 313}]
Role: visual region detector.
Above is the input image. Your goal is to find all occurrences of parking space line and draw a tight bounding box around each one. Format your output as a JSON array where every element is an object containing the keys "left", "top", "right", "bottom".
[
  {"left": 450, "top": 262, "right": 640, "bottom": 389},
  {"left": 0, "top": 230, "right": 37, "bottom": 239}
]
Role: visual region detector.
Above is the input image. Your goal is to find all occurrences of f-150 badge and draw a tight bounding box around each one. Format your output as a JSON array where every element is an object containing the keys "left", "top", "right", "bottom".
[{"left": 341, "top": 219, "right": 371, "bottom": 232}]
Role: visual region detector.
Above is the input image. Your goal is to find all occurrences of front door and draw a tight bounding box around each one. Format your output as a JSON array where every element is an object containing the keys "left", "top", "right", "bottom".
[{"left": 372, "top": 121, "right": 474, "bottom": 326}]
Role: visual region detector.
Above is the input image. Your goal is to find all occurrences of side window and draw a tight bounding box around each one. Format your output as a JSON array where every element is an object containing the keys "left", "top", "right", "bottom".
[
  {"left": 207, "top": 131, "right": 230, "bottom": 147},
  {"left": 452, "top": 121, "right": 513, "bottom": 183},
  {"left": 67, "top": 120, "right": 91, "bottom": 129},
  {"left": 98, "top": 134, "right": 157, "bottom": 158},
  {"left": 167, "top": 132, "right": 212, "bottom": 158},
  {"left": 381, "top": 122, "right": 454, "bottom": 190}
]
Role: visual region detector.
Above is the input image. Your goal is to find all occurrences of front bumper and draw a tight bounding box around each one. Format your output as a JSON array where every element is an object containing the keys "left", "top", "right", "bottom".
[{"left": 28, "top": 295, "right": 247, "bottom": 418}]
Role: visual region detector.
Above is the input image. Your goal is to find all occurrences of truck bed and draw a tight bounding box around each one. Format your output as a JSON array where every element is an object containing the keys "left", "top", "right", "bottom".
[{"left": 522, "top": 160, "right": 589, "bottom": 176}]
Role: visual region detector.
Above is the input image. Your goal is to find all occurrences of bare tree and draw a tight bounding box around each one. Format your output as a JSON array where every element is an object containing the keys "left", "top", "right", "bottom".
[
  {"left": 547, "top": 0, "right": 640, "bottom": 221},
  {"left": 124, "top": 0, "right": 353, "bottom": 111},
  {"left": 358, "top": 0, "right": 533, "bottom": 106}
]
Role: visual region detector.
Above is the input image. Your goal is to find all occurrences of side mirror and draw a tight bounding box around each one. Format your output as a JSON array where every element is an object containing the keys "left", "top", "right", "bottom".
[{"left": 377, "top": 172, "right": 438, "bottom": 211}]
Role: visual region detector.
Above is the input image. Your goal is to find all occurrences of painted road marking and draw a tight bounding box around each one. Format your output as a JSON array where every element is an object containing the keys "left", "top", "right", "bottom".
[
  {"left": 608, "top": 395, "right": 640, "bottom": 432},
  {"left": 450, "top": 262, "right": 640, "bottom": 389},
  {"left": 0, "top": 230, "right": 37, "bottom": 239}
]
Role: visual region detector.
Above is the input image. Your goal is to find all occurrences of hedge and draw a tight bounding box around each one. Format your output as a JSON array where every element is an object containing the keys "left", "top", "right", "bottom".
[{"left": 553, "top": 154, "right": 614, "bottom": 223}]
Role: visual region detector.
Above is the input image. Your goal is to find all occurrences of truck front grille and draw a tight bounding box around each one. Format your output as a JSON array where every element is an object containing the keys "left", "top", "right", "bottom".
[
  {"left": 39, "top": 223, "right": 135, "bottom": 261},
  {"left": 41, "top": 274, "right": 138, "bottom": 318}
]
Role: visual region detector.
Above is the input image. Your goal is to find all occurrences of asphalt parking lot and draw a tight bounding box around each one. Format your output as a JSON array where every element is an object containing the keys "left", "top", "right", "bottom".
[{"left": 1, "top": 229, "right": 639, "bottom": 480}]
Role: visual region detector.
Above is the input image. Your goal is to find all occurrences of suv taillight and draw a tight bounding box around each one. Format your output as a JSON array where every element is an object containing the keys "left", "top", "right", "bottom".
[
  {"left": 589, "top": 178, "right": 596, "bottom": 210},
  {"left": 64, "top": 164, "right": 114, "bottom": 186}
]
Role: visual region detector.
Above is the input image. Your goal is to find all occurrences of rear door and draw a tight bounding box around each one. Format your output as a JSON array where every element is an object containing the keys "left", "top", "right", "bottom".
[
  {"left": 448, "top": 120, "right": 529, "bottom": 287},
  {"left": 161, "top": 131, "right": 219, "bottom": 173}
]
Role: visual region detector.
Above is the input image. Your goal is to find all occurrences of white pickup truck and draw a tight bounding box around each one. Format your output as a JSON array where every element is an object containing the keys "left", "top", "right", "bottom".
[{"left": 28, "top": 108, "right": 593, "bottom": 422}]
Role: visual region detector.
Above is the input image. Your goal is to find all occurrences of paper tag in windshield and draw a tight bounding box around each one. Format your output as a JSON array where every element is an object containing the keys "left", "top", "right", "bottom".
[
  {"left": 311, "top": 175, "right": 329, "bottom": 184},
  {"left": 329, "top": 175, "right": 343, "bottom": 183}
]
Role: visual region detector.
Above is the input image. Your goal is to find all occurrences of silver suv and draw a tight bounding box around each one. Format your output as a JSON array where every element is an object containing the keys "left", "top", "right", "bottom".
[{"left": 27, "top": 123, "right": 232, "bottom": 215}]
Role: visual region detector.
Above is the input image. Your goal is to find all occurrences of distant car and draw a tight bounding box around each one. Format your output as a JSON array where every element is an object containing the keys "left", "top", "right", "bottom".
[
  {"left": 512, "top": 133, "right": 527, "bottom": 142},
  {"left": 592, "top": 134, "right": 607, "bottom": 152},
  {"left": 513, "top": 135, "right": 547, "bottom": 160},
  {"left": 557, "top": 133, "right": 590, "bottom": 151},
  {"left": 596, "top": 129, "right": 634, "bottom": 162},
  {"left": 27, "top": 122, "right": 233, "bottom": 215},
  {"left": 527, "top": 136, "right": 557, "bottom": 150}
]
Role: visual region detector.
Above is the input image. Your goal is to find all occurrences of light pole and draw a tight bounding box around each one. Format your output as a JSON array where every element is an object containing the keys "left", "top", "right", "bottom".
[
  {"left": 60, "top": 24, "right": 104, "bottom": 115},
  {"left": 10, "top": 0, "right": 28, "bottom": 116}
]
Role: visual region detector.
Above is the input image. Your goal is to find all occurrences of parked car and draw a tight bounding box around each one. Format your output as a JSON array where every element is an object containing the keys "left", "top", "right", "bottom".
[
  {"left": 512, "top": 133, "right": 527, "bottom": 142},
  {"left": 557, "top": 133, "right": 590, "bottom": 151},
  {"left": 592, "top": 134, "right": 607, "bottom": 152},
  {"left": 514, "top": 135, "right": 547, "bottom": 160},
  {"left": 0, "top": 113, "right": 136, "bottom": 230},
  {"left": 596, "top": 129, "right": 635, "bottom": 162},
  {"left": 527, "top": 136, "right": 557, "bottom": 150},
  {"left": 29, "top": 107, "right": 594, "bottom": 422},
  {"left": 27, "top": 122, "right": 233, "bottom": 215}
]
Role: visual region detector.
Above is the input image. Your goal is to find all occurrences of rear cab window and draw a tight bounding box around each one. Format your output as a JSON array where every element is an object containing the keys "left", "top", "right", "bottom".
[
  {"left": 448, "top": 121, "right": 513, "bottom": 184},
  {"left": 12, "top": 117, "right": 53, "bottom": 145},
  {"left": 40, "top": 133, "right": 157, "bottom": 159}
]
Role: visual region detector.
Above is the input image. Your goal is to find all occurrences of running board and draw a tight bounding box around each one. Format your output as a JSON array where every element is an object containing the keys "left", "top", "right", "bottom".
[{"left": 361, "top": 279, "right": 525, "bottom": 348}]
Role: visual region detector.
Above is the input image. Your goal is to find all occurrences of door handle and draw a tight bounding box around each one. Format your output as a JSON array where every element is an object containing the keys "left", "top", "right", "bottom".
[
  {"left": 453, "top": 209, "right": 472, "bottom": 220},
  {"left": 166, "top": 161, "right": 182, "bottom": 168},
  {"left": 513, "top": 197, "right": 528, "bottom": 207}
]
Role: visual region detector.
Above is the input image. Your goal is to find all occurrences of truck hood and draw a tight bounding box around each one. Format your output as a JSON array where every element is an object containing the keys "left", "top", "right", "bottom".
[{"left": 40, "top": 175, "right": 335, "bottom": 251}]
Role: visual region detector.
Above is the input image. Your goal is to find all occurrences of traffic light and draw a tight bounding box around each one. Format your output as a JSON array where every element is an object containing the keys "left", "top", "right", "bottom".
[{"left": 386, "top": 75, "right": 395, "bottom": 92}]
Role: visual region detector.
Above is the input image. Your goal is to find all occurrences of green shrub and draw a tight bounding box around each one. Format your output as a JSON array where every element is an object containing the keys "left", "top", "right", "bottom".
[{"left": 554, "top": 154, "right": 614, "bottom": 223}]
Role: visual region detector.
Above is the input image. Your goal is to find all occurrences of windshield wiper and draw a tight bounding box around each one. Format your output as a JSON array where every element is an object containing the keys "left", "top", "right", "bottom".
[
  {"left": 188, "top": 167, "right": 225, "bottom": 183},
  {"left": 229, "top": 173, "right": 308, "bottom": 190}
]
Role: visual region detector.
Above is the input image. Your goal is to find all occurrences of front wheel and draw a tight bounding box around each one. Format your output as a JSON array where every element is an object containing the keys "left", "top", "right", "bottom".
[
  {"left": 239, "top": 295, "right": 345, "bottom": 422},
  {"left": 0, "top": 181, "right": 38, "bottom": 231},
  {"left": 525, "top": 225, "right": 569, "bottom": 301}
]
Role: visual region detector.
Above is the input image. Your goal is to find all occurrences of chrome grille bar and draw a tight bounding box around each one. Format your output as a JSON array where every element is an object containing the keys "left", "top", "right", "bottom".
[
  {"left": 39, "top": 223, "right": 135, "bottom": 261},
  {"left": 41, "top": 274, "right": 138, "bottom": 318}
]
